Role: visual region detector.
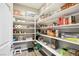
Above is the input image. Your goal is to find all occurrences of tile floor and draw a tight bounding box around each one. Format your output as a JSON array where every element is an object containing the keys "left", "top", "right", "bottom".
[{"left": 14, "top": 50, "right": 42, "bottom": 56}]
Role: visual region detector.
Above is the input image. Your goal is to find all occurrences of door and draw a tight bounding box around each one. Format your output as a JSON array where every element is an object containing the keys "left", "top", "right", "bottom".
[{"left": 0, "top": 3, "right": 13, "bottom": 56}]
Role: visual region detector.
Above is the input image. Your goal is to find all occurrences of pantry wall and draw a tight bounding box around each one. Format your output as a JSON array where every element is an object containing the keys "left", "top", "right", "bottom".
[
  {"left": 36, "top": 3, "right": 79, "bottom": 56},
  {"left": 13, "top": 3, "right": 45, "bottom": 56}
]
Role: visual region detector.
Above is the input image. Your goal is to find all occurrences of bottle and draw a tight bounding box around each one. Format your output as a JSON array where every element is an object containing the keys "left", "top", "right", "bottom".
[
  {"left": 69, "top": 16, "right": 76, "bottom": 24},
  {"left": 58, "top": 17, "right": 64, "bottom": 25},
  {"left": 55, "top": 30, "right": 59, "bottom": 37},
  {"left": 65, "top": 18, "right": 69, "bottom": 24}
]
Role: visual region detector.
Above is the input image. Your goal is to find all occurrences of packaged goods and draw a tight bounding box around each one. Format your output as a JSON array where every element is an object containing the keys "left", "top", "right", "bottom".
[
  {"left": 47, "top": 29, "right": 56, "bottom": 37},
  {"left": 61, "top": 3, "right": 76, "bottom": 10},
  {"left": 13, "top": 9, "right": 21, "bottom": 16}
]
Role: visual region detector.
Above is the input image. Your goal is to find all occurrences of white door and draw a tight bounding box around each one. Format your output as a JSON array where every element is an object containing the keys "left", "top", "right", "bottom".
[{"left": 0, "top": 3, "right": 13, "bottom": 56}]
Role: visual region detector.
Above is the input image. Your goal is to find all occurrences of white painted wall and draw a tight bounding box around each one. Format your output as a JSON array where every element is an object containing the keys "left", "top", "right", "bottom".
[{"left": 13, "top": 3, "right": 39, "bottom": 16}]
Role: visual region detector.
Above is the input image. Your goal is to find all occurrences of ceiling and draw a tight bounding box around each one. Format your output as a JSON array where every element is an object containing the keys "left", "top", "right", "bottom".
[{"left": 18, "top": 3, "right": 44, "bottom": 10}]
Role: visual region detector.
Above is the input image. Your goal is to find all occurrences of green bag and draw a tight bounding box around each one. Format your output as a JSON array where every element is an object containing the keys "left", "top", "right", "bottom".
[{"left": 34, "top": 43, "right": 42, "bottom": 50}]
